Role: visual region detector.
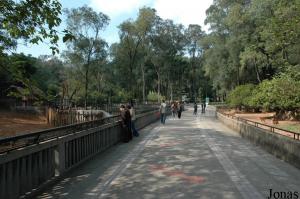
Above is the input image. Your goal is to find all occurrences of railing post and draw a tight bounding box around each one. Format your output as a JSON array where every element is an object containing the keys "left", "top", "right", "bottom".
[{"left": 54, "top": 141, "right": 66, "bottom": 176}]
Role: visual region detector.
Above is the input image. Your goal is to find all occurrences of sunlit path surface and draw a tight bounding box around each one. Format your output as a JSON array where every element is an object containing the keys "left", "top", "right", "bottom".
[{"left": 36, "top": 106, "right": 300, "bottom": 199}]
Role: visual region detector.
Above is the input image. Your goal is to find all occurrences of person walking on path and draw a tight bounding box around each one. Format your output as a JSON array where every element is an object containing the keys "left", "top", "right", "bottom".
[
  {"left": 193, "top": 102, "right": 198, "bottom": 115},
  {"left": 201, "top": 100, "right": 206, "bottom": 114},
  {"left": 128, "top": 104, "right": 139, "bottom": 137},
  {"left": 177, "top": 101, "right": 183, "bottom": 119},
  {"left": 171, "top": 102, "right": 177, "bottom": 120},
  {"left": 160, "top": 100, "right": 167, "bottom": 124}
]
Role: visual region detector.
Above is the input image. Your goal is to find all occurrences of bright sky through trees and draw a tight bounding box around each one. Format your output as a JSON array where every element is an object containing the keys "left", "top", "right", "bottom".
[{"left": 17, "top": 0, "right": 213, "bottom": 57}]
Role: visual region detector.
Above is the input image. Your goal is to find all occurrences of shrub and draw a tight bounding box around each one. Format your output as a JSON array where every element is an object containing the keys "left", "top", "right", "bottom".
[
  {"left": 227, "top": 84, "right": 256, "bottom": 110},
  {"left": 251, "top": 73, "right": 300, "bottom": 112},
  {"left": 111, "top": 89, "right": 131, "bottom": 103},
  {"left": 147, "top": 91, "right": 165, "bottom": 102}
]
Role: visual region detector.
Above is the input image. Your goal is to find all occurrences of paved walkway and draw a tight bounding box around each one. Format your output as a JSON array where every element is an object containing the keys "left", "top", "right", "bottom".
[{"left": 36, "top": 106, "right": 300, "bottom": 199}]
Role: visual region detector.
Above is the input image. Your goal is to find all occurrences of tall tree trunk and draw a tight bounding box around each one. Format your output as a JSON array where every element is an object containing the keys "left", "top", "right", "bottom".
[
  {"left": 170, "top": 83, "right": 173, "bottom": 102},
  {"left": 236, "top": 64, "right": 240, "bottom": 86},
  {"left": 85, "top": 64, "right": 89, "bottom": 109},
  {"left": 85, "top": 46, "right": 93, "bottom": 109},
  {"left": 192, "top": 50, "right": 196, "bottom": 102},
  {"left": 61, "top": 83, "right": 66, "bottom": 110},
  {"left": 130, "top": 62, "right": 133, "bottom": 100},
  {"left": 157, "top": 69, "right": 160, "bottom": 103},
  {"left": 154, "top": 64, "right": 161, "bottom": 103},
  {"left": 254, "top": 58, "right": 261, "bottom": 83},
  {"left": 141, "top": 62, "right": 146, "bottom": 104},
  {"left": 68, "top": 88, "right": 77, "bottom": 110}
]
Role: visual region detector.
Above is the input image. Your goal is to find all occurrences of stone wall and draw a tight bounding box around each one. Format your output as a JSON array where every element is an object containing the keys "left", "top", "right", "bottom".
[
  {"left": 217, "top": 112, "right": 300, "bottom": 169},
  {"left": 0, "top": 110, "right": 160, "bottom": 199}
]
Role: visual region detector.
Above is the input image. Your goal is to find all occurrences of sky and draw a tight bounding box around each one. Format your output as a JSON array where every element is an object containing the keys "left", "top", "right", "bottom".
[{"left": 16, "top": 0, "right": 213, "bottom": 57}]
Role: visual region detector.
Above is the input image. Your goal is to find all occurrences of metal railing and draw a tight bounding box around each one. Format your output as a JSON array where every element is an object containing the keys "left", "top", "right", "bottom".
[
  {"left": 0, "top": 109, "right": 160, "bottom": 199},
  {"left": 0, "top": 106, "right": 160, "bottom": 154},
  {"left": 218, "top": 111, "right": 300, "bottom": 141},
  {"left": 0, "top": 115, "right": 121, "bottom": 154}
]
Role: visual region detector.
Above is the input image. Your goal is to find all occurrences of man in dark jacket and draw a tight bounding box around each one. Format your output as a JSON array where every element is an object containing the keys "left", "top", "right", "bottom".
[
  {"left": 178, "top": 101, "right": 183, "bottom": 119},
  {"left": 120, "top": 105, "right": 132, "bottom": 142},
  {"left": 193, "top": 102, "right": 198, "bottom": 115}
]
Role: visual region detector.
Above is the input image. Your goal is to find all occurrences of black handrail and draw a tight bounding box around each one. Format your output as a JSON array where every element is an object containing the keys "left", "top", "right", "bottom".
[
  {"left": 0, "top": 109, "right": 160, "bottom": 154},
  {"left": 0, "top": 115, "right": 121, "bottom": 154},
  {"left": 218, "top": 111, "right": 300, "bottom": 141}
]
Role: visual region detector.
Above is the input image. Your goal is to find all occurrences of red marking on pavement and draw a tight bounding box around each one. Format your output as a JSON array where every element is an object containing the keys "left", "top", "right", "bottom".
[
  {"left": 149, "top": 165, "right": 205, "bottom": 184},
  {"left": 160, "top": 143, "right": 176, "bottom": 147},
  {"left": 159, "top": 141, "right": 187, "bottom": 148},
  {"left": 182, "top": 175, "right": 205, "bottom": 184},
  {"left": 149, "top": 164, "right": 167, "bottom": 171},
  {"left": 164, "top": 170, "right": 185, "bottom": 177}
]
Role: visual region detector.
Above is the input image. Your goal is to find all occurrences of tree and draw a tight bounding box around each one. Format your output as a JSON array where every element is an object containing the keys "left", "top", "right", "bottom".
[
  {"left": 227, "top": 84, "right": 256, "bottom": 110},
  {"left": 64, "top": 6, "right": 109, "bottom": 108},
  {"left": 203, "top": 0, "right": 300, "bottom": 100},
  {"left": 136, "top": 8, "right": 157, "bottom": 103},
  {"left": 117, "top": 7, "right": 156, "bottom": 101},
  {"left": 185, "top": 24, "right": 204, "bottom": 102},
  {"left": 251, "top": 72, "right": 300, "bottom": 119},
  {"left": 5, "top": 53, "right": 47, "bottom": 102},
  {"left": 33, "top": 56, "right": 64, "bottom": 102},
  {"left": 0, "top": 0, "right": 73, "bottom": 54},
  {"left": 150, "top": 18, "right": 185, "bottom": 101}
]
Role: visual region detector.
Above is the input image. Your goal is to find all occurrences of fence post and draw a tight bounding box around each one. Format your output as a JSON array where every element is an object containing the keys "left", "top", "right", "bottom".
[{"left": 54, "top": 142, "right": 66, "bottom": 176}]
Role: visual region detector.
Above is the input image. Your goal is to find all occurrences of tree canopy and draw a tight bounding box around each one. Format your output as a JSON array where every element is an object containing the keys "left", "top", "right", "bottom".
[
  {"left": 1, "top": 1, "right": 300, "bottom": 113},
  {"left": 1, "top": 0, "right": 73, "bottom": 54}
]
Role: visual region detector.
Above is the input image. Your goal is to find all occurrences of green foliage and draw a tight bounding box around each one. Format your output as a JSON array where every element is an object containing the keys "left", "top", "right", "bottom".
[
  {"left": 64, "top": 6, "right": 109, "bottom": 108},
  {"left": 1, "top": 5, "right": 216, "bottom": 108},
  {"left": 89, "top": 91, "right": 106, "bottom": 104},
  {"left": 0, "top": 0, "right": 73, "bottom": 54},
  {"left": 33, "top": 56, "right": 64, "bottom": 101},
  {"left": 227, "top": 84, "right": 256, "bottom": 108},
  {"left": 251, "top": 73, "right": 300, "bottom": 111},
  {"left": 6, "top": 54, "right": 40, "bottom": 99},
  {"left": 203, "top": 0, "right": 300, "bottom": 99},
  {"left": 147, "top": 91, "right": 164, "bottom": 102},
  {"left": 115, "top": 7, "right": 156, "bottom": 99},
  {"left": 227, "top": 67, "right": 300, "bottom": 113},
  {"left": 111, "top": 89, "right": 131, "bottom": 103}
]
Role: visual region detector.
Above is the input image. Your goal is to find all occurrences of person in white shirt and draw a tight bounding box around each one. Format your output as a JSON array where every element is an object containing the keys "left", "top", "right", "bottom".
[
  {"left": 160, "top": 100, "right": 167, "bottom": 124},
  {"left": 128, "top": 104, "right": 139, "bottom": 137}
]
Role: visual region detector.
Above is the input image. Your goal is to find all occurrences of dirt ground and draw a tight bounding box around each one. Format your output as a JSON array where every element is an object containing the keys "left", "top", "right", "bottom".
[
  {"left": 0, "top": 111, "right": 52, "bottom": 138},
  {"left": 223, "top": 110, "right": 300, "bottom": 134}
]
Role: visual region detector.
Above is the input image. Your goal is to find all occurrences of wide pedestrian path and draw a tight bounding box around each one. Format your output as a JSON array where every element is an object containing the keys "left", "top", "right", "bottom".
[{"left": 36, "top": 106, "right": 300, "bottom": 199}]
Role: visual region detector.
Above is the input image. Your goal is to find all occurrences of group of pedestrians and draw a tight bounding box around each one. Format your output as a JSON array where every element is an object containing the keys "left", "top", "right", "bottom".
[
  {"left": 159, "top": 100, "right": 184, "bottom": 124},
  {"left": 171, "top": 101, "right": 184, "bottom": 120},
  {"left": 119, "top": 104, "right": 139, "bottom": 143},
  {"left": 119, "top": 100, "right": 206, "bottom": 141},
  {"left": 193, "top": 101, "right": 206, "bottom": 115}
]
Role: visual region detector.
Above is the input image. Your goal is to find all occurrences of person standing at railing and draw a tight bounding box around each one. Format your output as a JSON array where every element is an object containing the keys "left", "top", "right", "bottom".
[
  {"left": 126, "top": 105, "right": 133, "bottom": 141},
  {"left": 120, "top": 105, "right": 132, "bottom": 142},
  {"left": 128, "top": 104, "right": 139, "bottom": 137}
]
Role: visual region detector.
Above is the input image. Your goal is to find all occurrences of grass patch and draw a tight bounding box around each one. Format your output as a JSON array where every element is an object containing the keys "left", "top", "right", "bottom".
[{"left": 278, "top": 124, "right": 300, "bottom": 133}]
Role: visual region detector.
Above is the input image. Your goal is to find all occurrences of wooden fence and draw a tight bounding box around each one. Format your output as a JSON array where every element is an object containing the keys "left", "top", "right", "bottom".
[
  {"left": 46, "top": 108, "right": 109, "bottom": 126},
  {"left": 46, "top": 104, "right": 159, "bottom": 127}
]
